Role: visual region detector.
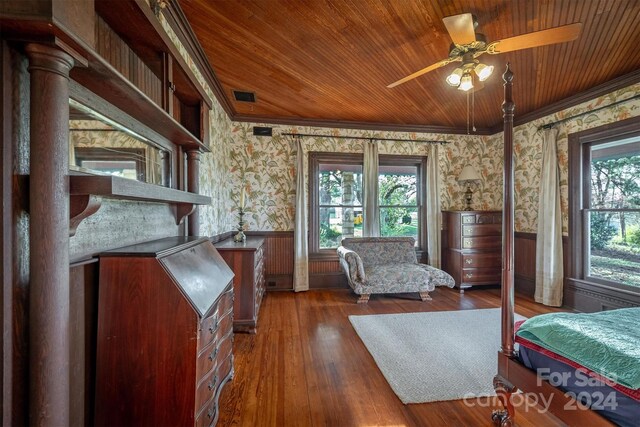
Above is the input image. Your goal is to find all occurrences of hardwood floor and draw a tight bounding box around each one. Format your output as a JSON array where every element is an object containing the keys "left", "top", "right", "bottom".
[{"left": 217, "top": 287, "right": 566, "bottom": 427}]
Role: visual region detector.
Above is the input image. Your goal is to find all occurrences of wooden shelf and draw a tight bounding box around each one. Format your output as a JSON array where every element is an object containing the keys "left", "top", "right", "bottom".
[
  {"left": 95, "top": 0, "right": 212, "bottom": 109},
  {"left": 71, "top": 51, "right": 210, "bottom": 152},
  {"left": 69, "top": 175, "right": 211, "bottom": 235}
]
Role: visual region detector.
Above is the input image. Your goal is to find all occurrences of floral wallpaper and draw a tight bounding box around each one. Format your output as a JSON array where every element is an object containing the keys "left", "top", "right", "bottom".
[
  {"left": 158, "top": 11, "right": 236, "bottom": 236},
  {"left": 227, "top": 124, "right": 500, "bottom": 231},
  {"left": 158, "top": 3, "right": 640, "bottom": 237},
  {"left": 511, "top": 83, "right": 640, "bottom": 234}
]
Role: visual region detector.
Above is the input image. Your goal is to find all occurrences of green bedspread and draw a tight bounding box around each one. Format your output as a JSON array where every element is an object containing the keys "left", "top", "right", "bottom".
[{"left": 516, "top": 307, "right": 640, "bottom": 390}]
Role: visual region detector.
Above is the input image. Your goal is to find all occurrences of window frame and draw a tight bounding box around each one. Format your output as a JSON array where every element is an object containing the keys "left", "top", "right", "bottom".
[
  {"left": 308, "top": 151, "right": 427, "bottom": 257},
  {"left": 568, "top": 116, "right": 640, "bottom": 293}
]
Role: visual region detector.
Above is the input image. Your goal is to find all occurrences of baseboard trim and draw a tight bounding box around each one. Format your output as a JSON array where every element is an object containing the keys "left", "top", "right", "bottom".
[
  {"left": 514, "top": 274, "right": 535, "bottom": 297},
  {"left": 564, "top": 278, "right": 640, "bottom": 312},
  {"left": 265, "top": 274, "right": 293, "bottom": 291},
  {"left": 309, "top": 272, "right": 349, "bottom": 289}
]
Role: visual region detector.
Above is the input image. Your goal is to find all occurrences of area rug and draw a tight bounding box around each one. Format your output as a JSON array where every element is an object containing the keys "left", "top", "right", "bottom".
[{"left": 349, "top": 308, "right": 525, "bottom": 404}]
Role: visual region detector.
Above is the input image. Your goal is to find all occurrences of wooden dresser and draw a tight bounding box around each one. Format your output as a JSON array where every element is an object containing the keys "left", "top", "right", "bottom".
[
  {"left": 214, "top": 237, "right": 266, "bottom": 334},
  {"left": 442, "top": 210, "right": 502, "bottom": 292},
  {"left": 95, "top": 237, "right": 235, "bottom": 427}
]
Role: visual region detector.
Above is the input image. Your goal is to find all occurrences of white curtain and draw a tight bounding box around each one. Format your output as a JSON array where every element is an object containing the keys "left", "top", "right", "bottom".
[
  {"left": 535, "top": 128, "right": 564, "bottom": 306},
  {"left": 363, "top": 140, "right": 380, "bottom": 237},
  {"left": 293, "top": 137, "right": 309, "bottom": 292},
  {"left": 426, "top": 144, "right": 442, "bottom": 268}
]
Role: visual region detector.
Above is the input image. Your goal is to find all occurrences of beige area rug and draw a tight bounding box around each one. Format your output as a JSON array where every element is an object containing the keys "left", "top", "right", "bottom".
[{"left": 349, "top": 308, "right": 525, "bottom": 404}]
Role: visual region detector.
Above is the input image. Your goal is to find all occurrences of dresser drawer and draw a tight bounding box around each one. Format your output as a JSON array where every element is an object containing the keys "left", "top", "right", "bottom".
[
  {"left": 461, "top": 268, "right": 501, "bottom": 284},
  {"left": 255, "top": 244, "right": 264, "bottom": 264},
  {"left": 461, "top": 253, "right": 501, "bottom": 268},
  {"left": 462, "top": 224, "right": 501, "bottom": 237},
  {"left": 198, "top": 286, "right": 233, "bottom": 351},
  {"left": 195, "top": 396, "right": 218, "bottom": 427},
  {"left": 195, "top": 366, "right": 220, "bottom": 413},
  {"left": 461, "top": 214, "right": 476, "bottom": 224},
  {"left": 475, "top": 213, "right": 497, "bottom": 224},
  {"left": 217, "top": 352, "right": 234, "bottom": 385},
  {"left": 196, "top": 340, "right": 218, "bottom": 381},
  {"left": 218, "top": 286, "right": 234, "bottom": 319},
  {"left": 462, "top": 236, "right": 501, "bottom": 249}
]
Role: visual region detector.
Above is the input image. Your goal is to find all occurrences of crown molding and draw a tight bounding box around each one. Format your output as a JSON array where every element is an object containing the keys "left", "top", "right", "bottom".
[
  {"left": 162, "top": 1, "right": 236, "bottom": 117},
  {"left": 489, "top": 69, "right": 640, "bottom": 133}
]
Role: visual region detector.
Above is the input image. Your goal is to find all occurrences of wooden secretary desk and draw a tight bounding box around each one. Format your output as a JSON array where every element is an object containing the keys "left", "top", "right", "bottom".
[
  {"left": 442, "top": 210, "right": 502, "bottom": 292},
  {"left": 95, "top": 237, "right": 235, "bottom": 426}
]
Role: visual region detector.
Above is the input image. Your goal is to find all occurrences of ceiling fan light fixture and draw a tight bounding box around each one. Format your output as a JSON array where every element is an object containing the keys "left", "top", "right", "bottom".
[
  {"left": 446, "top": 68, "right": 463, "bottom": 86},
  {"left": 458, "top": 72, "right": 474, "bottom": 91},
  {"left": 475, "top": 63, "right": 494, "bottom": 81}
]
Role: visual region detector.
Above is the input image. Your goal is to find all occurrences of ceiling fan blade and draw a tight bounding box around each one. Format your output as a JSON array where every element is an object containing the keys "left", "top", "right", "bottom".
[
  {"left": 442, "top": 13, "right": 477, "bottom": 45},
  {"left": 487, "top": 23, "right": 582, "bottom": 54},
  {"left": 387, "top": 58, "right": 457, "bottom": 88}
]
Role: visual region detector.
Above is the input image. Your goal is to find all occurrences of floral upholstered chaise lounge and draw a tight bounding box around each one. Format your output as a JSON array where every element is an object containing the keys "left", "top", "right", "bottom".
[{"left": 336, "top": 237, "right": 455, "bottom": 303}]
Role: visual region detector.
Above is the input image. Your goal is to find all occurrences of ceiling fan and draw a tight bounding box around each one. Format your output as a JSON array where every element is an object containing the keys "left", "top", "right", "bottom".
[{"left": 388, "top": 13, "right": 582, "bottom": 91}]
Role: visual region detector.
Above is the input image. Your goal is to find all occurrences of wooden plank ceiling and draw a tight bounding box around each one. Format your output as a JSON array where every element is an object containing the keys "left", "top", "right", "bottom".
[{"left": 180, "top": 0, "right": 640, "bottom": 132}]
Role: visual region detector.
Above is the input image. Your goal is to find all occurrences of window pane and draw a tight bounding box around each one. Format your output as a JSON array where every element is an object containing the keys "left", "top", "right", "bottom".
[
  {"left": 379, "top": 164, "right": 418, "bottom": 206},
  {"left": 590, "top": 139, "right": 640, "bottom": 209},
  {"left": 318, "top": 163, "right": 362, "bottom": 206},
  {"left": 588, "top": 211, "right": 640, "bottom": 287},
  {"left": 319, "top": 206, "right": 363, "bottom": 249},
  {"left": 380, "top": 207, "right": 418, "bottom": 243}
]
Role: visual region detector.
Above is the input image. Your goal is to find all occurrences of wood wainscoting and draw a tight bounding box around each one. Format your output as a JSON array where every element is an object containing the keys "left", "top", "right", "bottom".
[
  {"left": 213, "top": 231, "right": 349, "bottom": 290},
  {"left": 69, "top": 259, "right": 100, "bottom": 426},
  {"left": 514, "top": 232, "right": 569, "bottom": 297},
  {"left": 513, "top": 232, "right": 639, "bottom": 312}
]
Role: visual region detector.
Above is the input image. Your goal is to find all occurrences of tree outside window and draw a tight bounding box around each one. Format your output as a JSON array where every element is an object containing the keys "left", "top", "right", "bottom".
[
  {"left": 586, "top": 139, "right": 640, "bottom": 287},
  {"left": 309, "top": 152, "right": 426, "bottom": 254}
]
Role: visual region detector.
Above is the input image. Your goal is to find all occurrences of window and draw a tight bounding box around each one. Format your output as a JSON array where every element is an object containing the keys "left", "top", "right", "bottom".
[
  {"left": 569, "top": 121, "right": 640, "bottom": 290},
  {"left": 309, "top": 152, "right": 427, "bottom": 254}
]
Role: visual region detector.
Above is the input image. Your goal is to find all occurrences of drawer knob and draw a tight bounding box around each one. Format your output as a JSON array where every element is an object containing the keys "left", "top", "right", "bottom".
[
  {"left": 465, "top": 259, "right": 473, "bottom": 265},
  {"left": 465, "top": 273, "right": 473, "bottom": 279},
  {"left": 208, "top": 375, "right": 219, "bottom": 391},
  {"left": 208, "top": 346, "right": 219, "bottom": 361}
]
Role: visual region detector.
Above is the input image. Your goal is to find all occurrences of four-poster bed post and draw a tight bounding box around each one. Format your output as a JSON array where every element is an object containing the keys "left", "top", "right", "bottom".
[
  {"left": 491, "top": 64, "right": 614, "bottom": 427},
  {"left": 492, "top": 63, "right": 517, "bottom": 427}
]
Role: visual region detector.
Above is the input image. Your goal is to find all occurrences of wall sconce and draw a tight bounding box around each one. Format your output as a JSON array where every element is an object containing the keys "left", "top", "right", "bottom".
[{"left": 457, "top": 164, "right": 481, "bottom": 210}]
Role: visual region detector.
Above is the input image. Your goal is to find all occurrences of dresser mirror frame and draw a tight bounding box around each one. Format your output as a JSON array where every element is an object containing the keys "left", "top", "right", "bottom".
[{"left": 69, "top": 81, "right": 179, "bottom": 189}]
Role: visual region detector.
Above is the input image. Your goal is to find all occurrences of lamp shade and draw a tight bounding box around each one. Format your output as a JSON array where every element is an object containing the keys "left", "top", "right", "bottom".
[
  {"left": 446, "top": 68, "right": 463, "bottom": 86},
  {"left": 475, "top": 63, "right": 494, "bottom": 81},
  {"left": 458, "top": 164, "right": 481, "bottom": 181},
  {"left": 458, "top": 71, "right": 474, "bottom": 91}
]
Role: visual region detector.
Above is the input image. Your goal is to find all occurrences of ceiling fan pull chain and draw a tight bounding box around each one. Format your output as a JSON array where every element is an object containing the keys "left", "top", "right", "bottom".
[
  {"left": 466, "top": 90, "right": 470, "bottom": 135},
  {"left": 472, "top": 80, "right": 476, "bottom": 132}
]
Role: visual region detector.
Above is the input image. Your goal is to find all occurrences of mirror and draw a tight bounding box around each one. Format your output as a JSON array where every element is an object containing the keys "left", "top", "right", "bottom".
[{"left": 69, "top": 99, "right": 169, "bottom": 186}]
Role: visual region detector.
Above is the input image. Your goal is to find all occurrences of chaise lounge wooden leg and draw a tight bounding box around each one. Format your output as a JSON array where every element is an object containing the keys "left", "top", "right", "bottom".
[
  {"left": 357, "top": 294, "right": 370, "bottom": 304},
  {"left": 491, "top": 375, "right": 516, "bottom": 427},
  {"left": 419, "top": 291, "right": 432, "bottom": 301}
]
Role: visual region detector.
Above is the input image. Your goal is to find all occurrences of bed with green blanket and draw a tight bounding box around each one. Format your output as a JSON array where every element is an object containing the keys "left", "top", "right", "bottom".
[{"left": 515, "top": 307, "right": 640, "bottom": 426}]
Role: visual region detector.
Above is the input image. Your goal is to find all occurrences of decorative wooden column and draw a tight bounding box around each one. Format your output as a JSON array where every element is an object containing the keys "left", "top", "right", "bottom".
[
  {"left": 500, "top": 63, "right": 515, "bottom": 358},
  {"left": 186, "top": 149, "right": 201, "bottom": 236},
  {"left": 25, "top": 43, "right": 74, "bottom": 426}
]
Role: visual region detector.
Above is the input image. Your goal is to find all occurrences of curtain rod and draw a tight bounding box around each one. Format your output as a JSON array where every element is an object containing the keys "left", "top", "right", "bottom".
[
  {"left": 280, "top": 132, "right": 449, "bottom": 144},
  {"left": 538, "top": 94, "right": 640, "bottom": 131}
]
